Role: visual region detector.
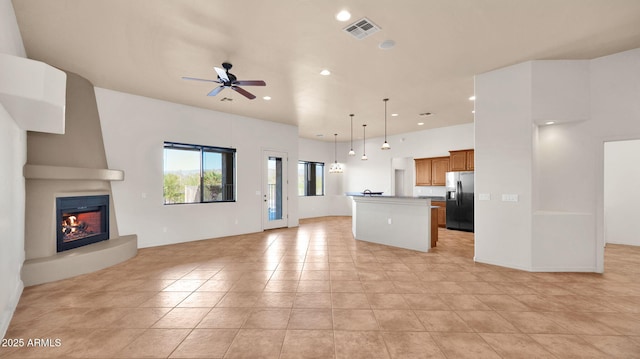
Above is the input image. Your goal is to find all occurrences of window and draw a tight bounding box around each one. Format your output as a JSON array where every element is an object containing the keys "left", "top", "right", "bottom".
[
  {"left": 163, "top": 142, "right": 236, "bottom": 204},
  {"left": 298, "top": 161, "right": 324, "bottom": 196}
]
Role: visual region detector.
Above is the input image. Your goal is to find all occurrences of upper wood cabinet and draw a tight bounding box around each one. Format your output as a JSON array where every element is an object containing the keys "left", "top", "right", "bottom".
[
  {"left": 415, "top": 156, "right": 449, "bottom": 186},
  {"left": 415, "top": 158, "right": 432, "bottom": 186},
  {"left": 431, "top": 157, "right": 449, "bottom": 186},
  {"left": 449, "top": 149, "right": 474, "bottom": 171}
]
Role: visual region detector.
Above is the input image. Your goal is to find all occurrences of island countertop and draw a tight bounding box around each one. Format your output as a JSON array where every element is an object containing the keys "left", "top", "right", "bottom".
[{"left": 345, "top": 192, "right": 445, "bottom": 201}]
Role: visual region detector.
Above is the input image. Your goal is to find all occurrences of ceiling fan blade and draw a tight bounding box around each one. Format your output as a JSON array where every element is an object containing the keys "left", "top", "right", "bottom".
[
  {"left": 182, "top": 76, "right": 221, "bottom": 83},
  {"left": 233, "top": 80, "right": 266, "bottom": 86},
  {"left": 231, "top": 86, "right": 256, "bottom": 99},
  {"left": 214, "top": 67, "right": 229, "bottom": 82},
  {"left": 207, "top": 86, "right": 225, "bottom": 96}
]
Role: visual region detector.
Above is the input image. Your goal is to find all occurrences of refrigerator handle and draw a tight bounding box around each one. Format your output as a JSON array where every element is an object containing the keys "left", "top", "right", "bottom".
[{"left": 457, "top": 180, "right": 462, "bottom": 206}]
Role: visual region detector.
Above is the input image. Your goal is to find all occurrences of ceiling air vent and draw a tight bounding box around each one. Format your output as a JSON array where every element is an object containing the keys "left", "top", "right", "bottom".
[{"left": 343, "top": 17, "right": 380, "bottom": 40}]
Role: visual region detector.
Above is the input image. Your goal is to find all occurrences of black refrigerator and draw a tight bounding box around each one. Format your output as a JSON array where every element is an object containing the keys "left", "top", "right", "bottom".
[{"left": 445, "top": 171, "right": 474, "bottom": 232}]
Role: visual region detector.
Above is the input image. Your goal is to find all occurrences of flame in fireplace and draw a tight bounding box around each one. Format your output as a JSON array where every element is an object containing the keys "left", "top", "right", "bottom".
[{"left": 61, "top": 215, "right": 89, "bottom": 236}]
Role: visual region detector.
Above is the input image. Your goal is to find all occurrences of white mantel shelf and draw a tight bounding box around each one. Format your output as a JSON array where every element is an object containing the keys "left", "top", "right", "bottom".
[{"left": 24, "top": 164, "right": 124, "bottom": 181}]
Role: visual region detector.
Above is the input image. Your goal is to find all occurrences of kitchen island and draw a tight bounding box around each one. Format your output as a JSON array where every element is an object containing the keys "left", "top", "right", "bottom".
[{"left": 348, "top": 194, "right": 434, "bottom": 252}]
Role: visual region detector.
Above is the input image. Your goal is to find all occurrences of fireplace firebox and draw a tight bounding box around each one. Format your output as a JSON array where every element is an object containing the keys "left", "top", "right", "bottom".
[{"left": 56, "top": 195, "right": 109, "bottom": 252}]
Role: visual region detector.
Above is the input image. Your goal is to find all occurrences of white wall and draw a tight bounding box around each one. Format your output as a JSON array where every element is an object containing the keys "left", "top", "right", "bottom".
[
  {"left": 0, "top": 0, "right": 26, "bottom": 338},
  {"left": 96, "top": 88, "right": 299, "bottom": 248},
  {"left": 605, "top": 140, "right": 640, "bottom": 245},
  {"left": 475, "top": 48, "right": 640, "bottom": 273},
  {"left": 474, "top": 62, "right": 534, "bottom": 271},
  {"left": 298, "top": 137, "right": 351, "bottom": 218},
  {"left": 591, "top": 49, "right": 640, "bottom": 257}
]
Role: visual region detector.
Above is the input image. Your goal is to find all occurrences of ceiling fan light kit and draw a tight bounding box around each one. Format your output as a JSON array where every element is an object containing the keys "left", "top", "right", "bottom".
[{"left": 182, "top": 62, "right": 266, "bottom": 100}]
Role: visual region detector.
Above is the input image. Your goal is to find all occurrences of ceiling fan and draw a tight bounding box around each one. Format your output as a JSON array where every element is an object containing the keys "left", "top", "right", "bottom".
[{"left": 182, "top": 62, "right": 266, "bottom": 100}]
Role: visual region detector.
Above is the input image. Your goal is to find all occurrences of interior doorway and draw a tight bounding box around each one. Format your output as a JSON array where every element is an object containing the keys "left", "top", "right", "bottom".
[
  {"left": 263, "top": 150, "right": 288, "bottom": 230},
  {"left": 394, "top": 169, "right": 406, "bottom": 196},
  {"left": 604, "top": 139, "right": 640, "bottom": 246}
]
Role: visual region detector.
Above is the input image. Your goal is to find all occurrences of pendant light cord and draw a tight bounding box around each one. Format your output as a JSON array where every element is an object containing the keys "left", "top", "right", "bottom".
[
  {"left": 334, "top": 134, "right": 338, "bottom": 162},
  {"left": 384, "top": 98, "right": 388, "bottom": 142},
  {"left": 350, "top": 114, "right": 354, "bottom": 151}
]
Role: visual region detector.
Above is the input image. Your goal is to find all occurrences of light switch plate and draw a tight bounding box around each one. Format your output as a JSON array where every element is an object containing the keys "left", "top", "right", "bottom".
[
  {"left": 479, "top": 193, "right": 491, "bottom": 201},
  {"left": 501, "top": 194, "right": 519, "bottom": 202}
]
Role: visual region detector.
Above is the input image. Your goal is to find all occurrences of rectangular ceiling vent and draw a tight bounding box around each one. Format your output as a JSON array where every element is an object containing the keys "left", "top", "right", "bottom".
[{"left": 343, "top": 17, "right": 381, "bottom": 40}]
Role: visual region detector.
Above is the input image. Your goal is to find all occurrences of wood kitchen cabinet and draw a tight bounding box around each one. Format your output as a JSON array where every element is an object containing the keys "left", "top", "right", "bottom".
[
  {"left": 449, "top": 149, "right": 474, "bottom": 171},
  {"left": 415, "top": 158, "right": 432, "bottom": 186},
  {"left": 432, "top": 200, "right": 446, "bottom": 228},
  {"left": 415, "top": 157, "right": 449, "bottom": 186},
  {"left": 431, "top": 207, "right": 438, "bottom": 247},
  {"left": 431, "top": 157, "right": 449, "bottom": 185}
]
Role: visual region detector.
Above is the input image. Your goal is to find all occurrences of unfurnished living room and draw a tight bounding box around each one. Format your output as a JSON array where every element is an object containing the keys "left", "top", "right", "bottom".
[{"left": 2, "top": 1, "right": 640, "bottom": 358}]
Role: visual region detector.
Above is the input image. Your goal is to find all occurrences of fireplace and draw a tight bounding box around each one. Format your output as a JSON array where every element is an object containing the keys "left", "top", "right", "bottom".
[{"left": 56, "top": 195, "right": 109, "bottom": 252}]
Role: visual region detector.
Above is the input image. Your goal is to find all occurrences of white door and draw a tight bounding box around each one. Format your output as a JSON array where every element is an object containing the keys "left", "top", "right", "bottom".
[{"left": 263, "top": 150, "right": 288, "bottom": 230}]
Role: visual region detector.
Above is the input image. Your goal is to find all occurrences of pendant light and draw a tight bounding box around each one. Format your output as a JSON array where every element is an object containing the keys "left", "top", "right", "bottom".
[
  {"left": 381, "top": 98, "right": 391, "bottom": 150},
  {"left": 361, "top": 124, "right": 368, "bottom": 160},
  {"left": 329, "top": 134, "right": 343, "bottom": 173},
  {"left": 348, "top": 114, "right": 355, "bottom": 156}
]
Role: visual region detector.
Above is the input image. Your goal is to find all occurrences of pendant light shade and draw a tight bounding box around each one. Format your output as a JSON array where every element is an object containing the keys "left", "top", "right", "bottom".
[
  {"left": 329, "top": 133, "right": 343, "bottom": 173},
  {"left": 348, "top": 114, "right": 355, "bottom": 156},
  {"left": 381, "top": 98, "right": 391, "bottom": 150},
  {"left": 361, "top": 124, "right": 368, "bottom": 160}
]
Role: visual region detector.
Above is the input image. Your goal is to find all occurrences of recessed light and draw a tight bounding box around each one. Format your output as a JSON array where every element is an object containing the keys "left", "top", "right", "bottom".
[
  {"left": 469, "top": 95, "right": 476, "bottom": 101},
  {"left": 263, "top": 96, "right": 271, "bottom": 101},
  {"left": 320, "top": 69, "right": 331, "bottom": 76},
  {"left": 391, "top": 113, "right": 399, "bottom": 117},
  {"left": 472, "top": 110, "right": 475, "bottom": 114},
  {"left": 316, "top": 134, "right": 324, "bottom": 137},
  {"left": 336, "top": 10, "right": 351, "bottom": 22},
  {"left": 417, "top": 122, "right": 424, "bottom": 126},
  {"left": 545, "top": 121, "right": 555, "bottom": 125},
  {"left": 379, "top": 40, "right": 396, "bottom": 50}
]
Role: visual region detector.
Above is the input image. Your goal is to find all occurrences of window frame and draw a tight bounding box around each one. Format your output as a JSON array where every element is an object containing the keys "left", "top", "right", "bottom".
[
  {"left": 298, "top": 160, "right": 325, "bottom": 197},
  {"left": 163, "top": 141, "right": 236, "bottom": 205}
]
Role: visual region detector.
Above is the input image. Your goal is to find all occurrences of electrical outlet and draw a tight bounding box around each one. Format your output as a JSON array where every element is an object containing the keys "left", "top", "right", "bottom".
[
  {"left": 501, "top": 194, "right": 519, "bottom": 202},
  {"left": 479, "top": 193, "right": 491, "bottom": 201},
  {"left": 388, "top": 218, "right": 392, "bottom": 225}
]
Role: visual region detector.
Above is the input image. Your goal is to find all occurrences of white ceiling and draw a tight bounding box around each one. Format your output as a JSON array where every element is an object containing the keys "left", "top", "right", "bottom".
[{"left": 12, "top": 0, "right": 640, "bottom": 141}]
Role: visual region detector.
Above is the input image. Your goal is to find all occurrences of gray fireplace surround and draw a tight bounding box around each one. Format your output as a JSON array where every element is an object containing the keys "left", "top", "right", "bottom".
[{"left": 22, "top": 71, "right": 137, "bottom": 286}]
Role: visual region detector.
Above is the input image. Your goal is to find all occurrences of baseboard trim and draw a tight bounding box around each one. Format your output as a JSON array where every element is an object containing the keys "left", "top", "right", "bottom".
[
  {"left": 474, "top": 256, "right": 531, "bottom": 271},
  {"left": 474, "top": 256, "right": 598, "bottom": 273}
]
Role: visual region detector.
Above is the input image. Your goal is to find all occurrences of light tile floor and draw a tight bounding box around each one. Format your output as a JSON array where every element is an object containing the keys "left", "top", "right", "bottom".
[{"left": 2, "top": 216, "right": 640, "bottom": 358}]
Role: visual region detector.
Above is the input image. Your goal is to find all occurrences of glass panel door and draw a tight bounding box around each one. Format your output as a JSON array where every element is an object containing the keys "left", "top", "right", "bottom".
[{"left": 263, "top": 150, "right": 288, "bottom": 229}]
